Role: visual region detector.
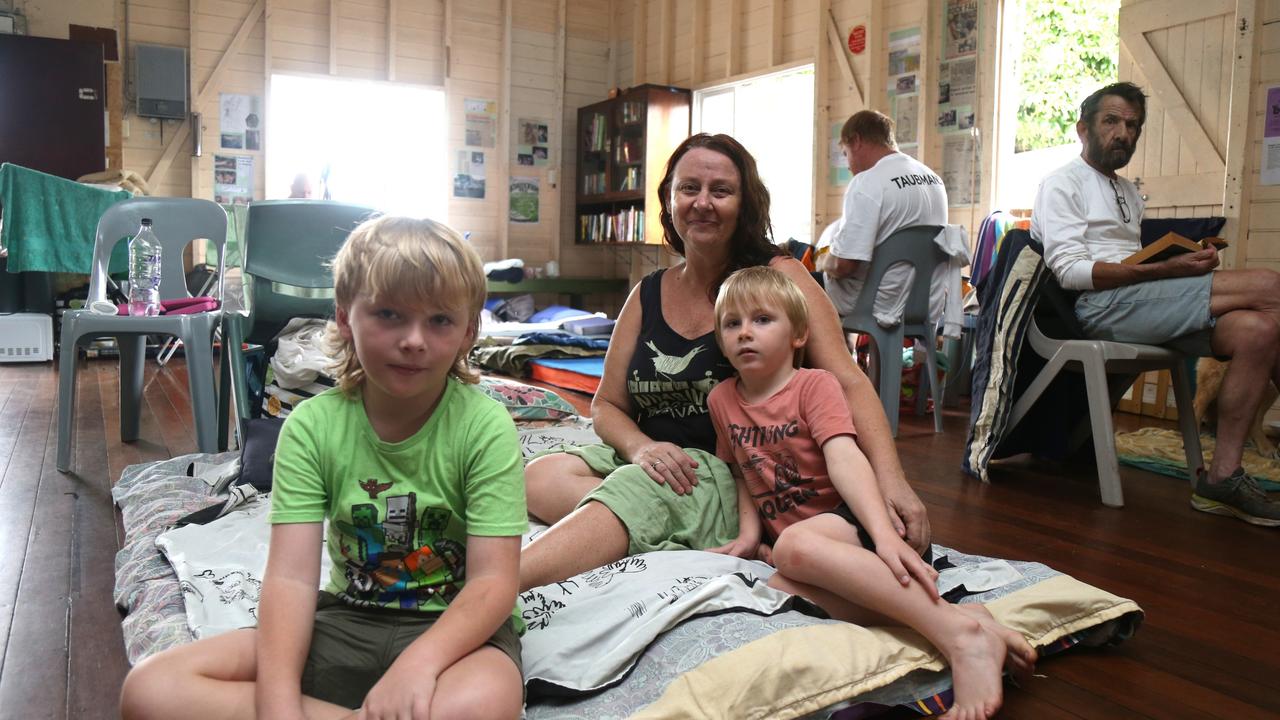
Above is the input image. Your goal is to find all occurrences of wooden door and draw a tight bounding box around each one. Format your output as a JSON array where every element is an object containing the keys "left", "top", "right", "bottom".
[
  {"left": 0, "top": 35, "right": 105, "bottom": 180},
  {"left": 1118, "top": 0, "right": 1238, "bottom": 218}
]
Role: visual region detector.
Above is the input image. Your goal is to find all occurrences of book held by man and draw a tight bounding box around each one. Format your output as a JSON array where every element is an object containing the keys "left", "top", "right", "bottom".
[{"left": 1122, "top": 232, "right": 1228, "bottom": 265}]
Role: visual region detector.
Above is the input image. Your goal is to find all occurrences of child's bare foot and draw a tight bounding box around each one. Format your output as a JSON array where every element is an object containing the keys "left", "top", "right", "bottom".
[
  {"left": 938, "top": 619, "right": 1006, "bottom": 720},
  {"left": 956, "top": 603, "right": 1038, "bottom": 683}
]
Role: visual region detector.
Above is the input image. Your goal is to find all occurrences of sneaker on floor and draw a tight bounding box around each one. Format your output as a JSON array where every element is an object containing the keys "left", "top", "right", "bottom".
[{"left": 1191, "top": 468, "right": 1280, "bottom": 527}]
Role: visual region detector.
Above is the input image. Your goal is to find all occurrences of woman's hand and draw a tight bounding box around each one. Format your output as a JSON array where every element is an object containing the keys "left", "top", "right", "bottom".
[
  {"left": 631, "top": 442, "right": 700, "bottom": 494},
  {"left": 707, "top": 533, "right": 760, "bottom": 560},
  {"left": 880, "top": 475, "right": 932, "bottom": 555},
  {"left": 875, "top": 534, "right": 940, "bottom": 600},
  {"left": 755, "top": 543, "right": 774, "bottom": 565}
]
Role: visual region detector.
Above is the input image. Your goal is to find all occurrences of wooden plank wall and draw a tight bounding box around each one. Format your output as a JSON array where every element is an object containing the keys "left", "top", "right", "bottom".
[
  {"left": 116, "top": 0, "right": 604, "bottom": 274},
  {"left": 1247, "top": 0, "right": 1279, "bottom": 423},
  {"left": 1119, "top": 0, "right": 1234, "bottom": 222},
  {"left": 88, "top": 0, "right": 1280, "bottom": 317},
  {"left": 1247, "top": 0, "right": 1280, "bottom": 275}
]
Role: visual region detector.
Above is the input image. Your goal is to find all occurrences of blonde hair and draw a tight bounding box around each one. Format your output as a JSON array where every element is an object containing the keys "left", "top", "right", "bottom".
[
  {"left": 327, "top": 215, "right": 486, "bottom": 393},
  {"left": 714, "top": 266, "right": 809, "bottom": 369}
]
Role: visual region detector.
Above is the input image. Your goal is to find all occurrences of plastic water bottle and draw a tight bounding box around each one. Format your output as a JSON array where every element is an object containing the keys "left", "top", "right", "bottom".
[{"left": 128, "top": 218, "right": 162, "bottom": 317}]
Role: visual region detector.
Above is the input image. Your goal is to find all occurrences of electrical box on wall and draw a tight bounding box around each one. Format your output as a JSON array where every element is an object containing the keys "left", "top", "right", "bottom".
[{"left": 135, "top": 43, "right": 187, "bottom": 119}]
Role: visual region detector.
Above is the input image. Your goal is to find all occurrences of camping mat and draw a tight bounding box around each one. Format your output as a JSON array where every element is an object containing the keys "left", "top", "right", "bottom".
[{"left": 1115, "top": 427, "right": 1280, "bottom": 491}]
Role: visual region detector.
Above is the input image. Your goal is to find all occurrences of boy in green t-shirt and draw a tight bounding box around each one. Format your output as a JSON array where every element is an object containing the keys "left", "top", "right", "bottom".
[{"left": 122, "top": 216, "right": 527, "bottom": 719}]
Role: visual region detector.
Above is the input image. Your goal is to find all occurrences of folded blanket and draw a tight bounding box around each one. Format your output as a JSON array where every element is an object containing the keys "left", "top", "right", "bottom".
[
  {"left": 0, "top": 162, "right": 132, "bottom": 273},
  {"left": 76, "top": 168, "right": 152, "bottom": 196}
]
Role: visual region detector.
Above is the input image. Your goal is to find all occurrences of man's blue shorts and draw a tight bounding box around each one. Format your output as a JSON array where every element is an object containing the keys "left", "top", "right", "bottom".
[{"left": 1074, "top": 273, "right": 1216, "bottom": 356}]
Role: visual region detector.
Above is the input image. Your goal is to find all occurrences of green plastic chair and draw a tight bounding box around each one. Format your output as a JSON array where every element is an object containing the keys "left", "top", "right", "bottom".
[
  {"left": 217, "top": 200, "right": 377, "bottom": 447},
  {"left": 58, "top": 197, "right": 227, "bottom": 471},
  {"left": 837, "top": 225, "right": 947, "bottom": 437}
]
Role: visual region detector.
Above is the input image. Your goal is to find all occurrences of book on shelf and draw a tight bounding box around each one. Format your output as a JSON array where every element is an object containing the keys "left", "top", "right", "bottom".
[
  {"left": 1120, "top": 232, "right": 1228, "bottom": 265},
  {"left": 618, "top": 166, "right": 640, "bottom": 191},
  {"left": 578, "top": 207, "right": 644, "bottom": 244}
]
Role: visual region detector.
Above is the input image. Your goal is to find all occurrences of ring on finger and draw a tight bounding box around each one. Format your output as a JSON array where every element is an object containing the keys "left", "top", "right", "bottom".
[{"left": 653, "top": 459, "right": 664, "bottom": 468}]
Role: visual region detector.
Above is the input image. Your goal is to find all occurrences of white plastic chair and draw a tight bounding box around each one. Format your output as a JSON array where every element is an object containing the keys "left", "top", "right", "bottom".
[
  {"left": 1007, "top": 292, "right": 1205, "bottom": 508},
  {"left": 57, "top": 197, "right": 227, "bottom": 472},
  {"left": 838, "top": 225, "right": 946, "bottom": 437}
]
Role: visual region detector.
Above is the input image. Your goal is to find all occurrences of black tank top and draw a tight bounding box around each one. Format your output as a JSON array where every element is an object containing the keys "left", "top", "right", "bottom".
[{"left": 625, "top": 269, "right": 735, "bottom": 453}]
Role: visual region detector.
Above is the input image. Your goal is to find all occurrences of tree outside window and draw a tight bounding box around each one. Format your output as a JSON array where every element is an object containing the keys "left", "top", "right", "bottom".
[{"left": 1015, "top": 0, "right": 1119, "bottom": 153}]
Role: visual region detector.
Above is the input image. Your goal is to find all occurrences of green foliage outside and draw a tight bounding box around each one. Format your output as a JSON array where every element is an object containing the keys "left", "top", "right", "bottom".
[{"left": 1015, "top": 0, "right": 1119, "bottom": 152}]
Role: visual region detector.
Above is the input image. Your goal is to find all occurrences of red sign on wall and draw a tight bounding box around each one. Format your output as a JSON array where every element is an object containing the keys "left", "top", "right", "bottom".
[{"left": 848, "top": 25, "right": 866, "bottom": 55}]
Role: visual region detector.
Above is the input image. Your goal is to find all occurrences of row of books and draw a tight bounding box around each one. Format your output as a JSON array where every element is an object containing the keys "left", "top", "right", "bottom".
[
  {"left": 582, "top": 172, "right": 607, "bottom": 195},
  {"left": 616, "top": 140, "right": 640, "bottom": 165},
  {"left": 579, "top": 207, "right": 645, "bottom": 244},
  {"left": 583, "top": 113, "right": 609, "bottom": 152},
  {"left": 620, "top": 101, "right": 645, "bottom": 124},
  {"left": 617, "top": 166, "right": 641, "bottom": 191}
]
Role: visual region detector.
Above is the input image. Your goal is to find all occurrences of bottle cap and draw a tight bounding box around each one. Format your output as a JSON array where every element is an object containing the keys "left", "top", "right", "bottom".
[{"left": 140, "top": 218, "right": 153, "bottom": 226}]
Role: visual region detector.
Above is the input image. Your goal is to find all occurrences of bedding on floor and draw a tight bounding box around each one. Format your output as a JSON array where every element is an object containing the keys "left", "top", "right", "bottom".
[
  {"left": 113, "top": 380, "right": 1143, "bottom": 719},
  {"left": 527, "top": 357, "right": 605, "bottom": 395}
]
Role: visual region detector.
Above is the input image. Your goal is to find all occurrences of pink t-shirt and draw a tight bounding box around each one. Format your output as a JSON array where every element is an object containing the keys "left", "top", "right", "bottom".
[{"left": 707, "top": 368, "right": 857, "bottom": 541}]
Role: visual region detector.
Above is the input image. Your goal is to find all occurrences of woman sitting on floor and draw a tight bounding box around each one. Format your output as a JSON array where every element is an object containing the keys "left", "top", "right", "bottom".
[{"left": 520, "top": 133, "right": 932, "bottom": 591}]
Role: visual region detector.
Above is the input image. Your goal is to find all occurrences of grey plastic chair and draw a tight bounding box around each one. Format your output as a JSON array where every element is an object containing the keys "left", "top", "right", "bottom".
[
  {"left": 1007, "top": 312, "right": 1204, "bottom": 508},
  {"left": 57, "top": 197, "right": 228, "bottom": 472},
  {"left": 217, "top": 200, "right": 377, "bottom": 445},
  {"left": 838, "top": 225, "right": 947, "bottom": 437}
]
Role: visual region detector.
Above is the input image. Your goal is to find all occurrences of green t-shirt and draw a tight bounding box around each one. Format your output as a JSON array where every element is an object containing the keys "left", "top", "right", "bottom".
[{"left": 270, "top": 379, "right": 527, "bottom": 618}]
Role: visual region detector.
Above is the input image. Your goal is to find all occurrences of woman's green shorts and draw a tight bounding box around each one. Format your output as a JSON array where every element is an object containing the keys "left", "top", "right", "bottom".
[{"left": 551, "top": 443, "right": 741, "bottom": 555}]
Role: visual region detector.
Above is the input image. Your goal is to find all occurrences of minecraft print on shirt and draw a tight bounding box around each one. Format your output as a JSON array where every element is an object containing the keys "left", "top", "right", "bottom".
[{"left": 334, "top": 488, "right": 464, "bottom": 610}]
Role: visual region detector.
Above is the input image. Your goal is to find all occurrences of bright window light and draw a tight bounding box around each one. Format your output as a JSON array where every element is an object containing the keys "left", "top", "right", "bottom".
[
  {"left": 694, "top": 66, "right": 815, "bottom": 247},
  {"left": 267, "top": 74, "right": 447, "bottom": 221}
]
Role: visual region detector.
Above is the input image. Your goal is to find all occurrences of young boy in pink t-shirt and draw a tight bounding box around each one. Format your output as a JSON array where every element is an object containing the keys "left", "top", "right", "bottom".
[{"left": 707, "top": 266, "right": 1035, "bottom": 720}]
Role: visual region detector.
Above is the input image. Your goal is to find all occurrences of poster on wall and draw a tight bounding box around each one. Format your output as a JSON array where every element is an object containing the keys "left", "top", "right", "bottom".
[
  {"left": 886, "top": 28, "right": 921, "bottom": 98},
  {"left": 453, "top": 151, "right": 486, "bottom": 199},
  {"left": 1262, "top": 86, "right": 1280, "bottom": 185},
  {"left": 936, "top": 57, "right": 976, "bottom": 133},
  {"left": 214, "top": 155, "right": 254, "bottom": 205},
  {"left": 944, "top": 0, "right": 979, "bottom": 59},
  {"left": 894, "top": 93, "right": 920, "bottom": 147},
  {"left": 465, "top": 98, "right": 497, "bottom": 148},
  {"left": 829, "top": 121, "right": 852, "bottom": 186},
  {"left": 509, "top": 177, "right": 540, "bottom": 223},
  {"left": 219, "top": 93, "right": 261, "bottom": 150},
  {"left": 517, "top": 118, "right": 551, "bottom": 167},
  {"left": 942, "top": 134, "right": 980, "bottom": 206}
]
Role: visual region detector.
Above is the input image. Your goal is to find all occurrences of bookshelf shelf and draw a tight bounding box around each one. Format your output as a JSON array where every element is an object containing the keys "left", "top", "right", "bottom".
[{"left": 575, "top": 84, "right": 690, "bottom": 246}]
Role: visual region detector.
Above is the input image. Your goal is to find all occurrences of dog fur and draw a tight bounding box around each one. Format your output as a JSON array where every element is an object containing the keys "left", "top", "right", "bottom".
[{"left": 1192, "top": 357, "right": 1280, "bottom": 460}]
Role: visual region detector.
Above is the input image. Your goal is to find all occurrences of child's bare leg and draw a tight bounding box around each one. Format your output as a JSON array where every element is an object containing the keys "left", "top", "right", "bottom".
[
  {"left": 768, "top": 570, "right": 1035, "bottom": 683},
  {"left": 770, "top": 515, "right": 1007, "bottom": 720},
  {"left": 429, "top": 646, "right": 524, "bottom": 719},
  {"left": 120, "top": 629, "right": 351, "bottom": 720},
  {"left": 954, "top": 604, "right": 1037, "bottom": 682}
]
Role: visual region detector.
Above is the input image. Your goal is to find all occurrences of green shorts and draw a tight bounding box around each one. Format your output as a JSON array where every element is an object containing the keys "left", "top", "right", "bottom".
[
  {"left": 300, "top": 592, "right": 523, "bottom": 709},
  {"left": 553, "top": 443, "right": 740, "bottom": 555}
]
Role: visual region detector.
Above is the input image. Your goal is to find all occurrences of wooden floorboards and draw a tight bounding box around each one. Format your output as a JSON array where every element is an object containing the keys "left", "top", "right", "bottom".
[{"left": 0, "top": 358, "right": 1276, "bottom": 719}]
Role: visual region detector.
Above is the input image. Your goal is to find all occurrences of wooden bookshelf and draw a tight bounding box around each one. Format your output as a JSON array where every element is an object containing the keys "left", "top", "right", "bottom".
[{"left": 575, "top": 84, "right": 690, "bottom": 246}]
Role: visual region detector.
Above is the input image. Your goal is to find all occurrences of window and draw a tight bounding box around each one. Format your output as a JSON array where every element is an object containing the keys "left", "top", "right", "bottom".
[
  {"left": 693, "top": 65, "right": 815, "bottom": 246},
  {"left": 267, "top": 74, "right": 448, "bottom": 220},
  {"left": 995, "top": 0, "right": 1119, "bottom": 209}
]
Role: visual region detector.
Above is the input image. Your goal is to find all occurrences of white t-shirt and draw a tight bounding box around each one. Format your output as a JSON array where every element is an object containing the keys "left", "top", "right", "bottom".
[
  {"left": 824, "top": 152, "right": 949, "bottom": 326},
  {"left": 1031, "top": 155, "right": 1145, "bottom": 291}
]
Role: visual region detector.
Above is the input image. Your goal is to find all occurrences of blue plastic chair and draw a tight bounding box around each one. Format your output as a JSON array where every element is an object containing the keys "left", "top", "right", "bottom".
[
  {"left": 838, "top": 225, "right": 947, "bottom": 437},
  {"left": 217, "top": 200, "right": 377, "bottom": 446},
  {"left": 57, "top": 197, "right": 227, "bottom": 471}
]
